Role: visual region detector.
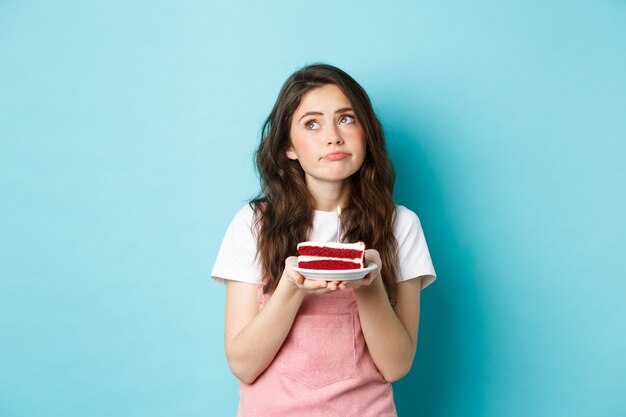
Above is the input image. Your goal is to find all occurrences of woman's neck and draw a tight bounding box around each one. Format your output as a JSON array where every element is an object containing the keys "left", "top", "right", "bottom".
[{"left": 306, "top": 178, "right": 352, "bottom": 212}]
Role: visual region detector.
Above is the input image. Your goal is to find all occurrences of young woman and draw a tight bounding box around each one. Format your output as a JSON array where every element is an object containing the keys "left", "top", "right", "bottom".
[{"left": 212, "top": 63, "right": 436, "bottom": 416}]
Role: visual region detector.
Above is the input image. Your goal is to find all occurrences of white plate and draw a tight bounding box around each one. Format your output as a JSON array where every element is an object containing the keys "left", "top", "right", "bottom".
[{"left": 292, "top": 262, "right": 378, "bottom": 281}]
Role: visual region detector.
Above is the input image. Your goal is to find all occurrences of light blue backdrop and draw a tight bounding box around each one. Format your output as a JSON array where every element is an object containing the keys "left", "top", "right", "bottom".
[{"left": 1, "top": 1, "right": 625, "bottom": 416}]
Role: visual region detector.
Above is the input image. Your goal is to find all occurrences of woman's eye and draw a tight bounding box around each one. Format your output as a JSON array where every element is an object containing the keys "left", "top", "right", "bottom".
[
  {"left": 305, "top": 120, "right": 320, "bottom": 130},
  {"left": 339, "top": 115, "right": 355, "bottom": 124}
]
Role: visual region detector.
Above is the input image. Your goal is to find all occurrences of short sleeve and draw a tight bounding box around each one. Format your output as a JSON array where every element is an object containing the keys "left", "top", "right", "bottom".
[
  {"left": 211, "top": 204, "right": 262, "bottom": 285},
  {"left": 394, "top": 206, "right": 437, "bottom": 289}
]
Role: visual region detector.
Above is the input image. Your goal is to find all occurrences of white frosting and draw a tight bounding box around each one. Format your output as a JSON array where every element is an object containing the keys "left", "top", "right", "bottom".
[
  {"left": 297, "top": 241, "right": 365, "bottom": 250},
  {"left": 297, "top": 256, "right": 362, "bottom": 263}
]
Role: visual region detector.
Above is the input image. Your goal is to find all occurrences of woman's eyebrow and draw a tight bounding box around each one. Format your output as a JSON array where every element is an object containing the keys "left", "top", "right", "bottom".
[
  {"left": 298, "top": 111, "right": 323, "bottom": 122},
  {"left": 334, "top": 107, "right": 353, "bottom": 114},
  {"left": 297, "top": 107, "right": 354, "bottom": 122}
]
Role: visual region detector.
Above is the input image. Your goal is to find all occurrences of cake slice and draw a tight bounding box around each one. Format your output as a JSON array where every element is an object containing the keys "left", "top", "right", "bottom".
[{"left": 296, "top": 241, "right": 366, "bottom": 270}]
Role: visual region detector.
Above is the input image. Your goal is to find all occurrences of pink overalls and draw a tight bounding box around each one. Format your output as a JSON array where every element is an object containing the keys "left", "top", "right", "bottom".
[{"left": 236, "top": 286, "right": 397, "bottom": 417}]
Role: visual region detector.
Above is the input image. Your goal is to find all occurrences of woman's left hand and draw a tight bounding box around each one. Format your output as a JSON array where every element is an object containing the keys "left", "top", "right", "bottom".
[{"left": 339, "top": 249, "right": 382, "bottom": 290}]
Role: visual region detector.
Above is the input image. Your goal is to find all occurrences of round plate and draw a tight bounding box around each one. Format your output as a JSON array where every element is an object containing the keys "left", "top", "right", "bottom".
[{"left": 292, "top": 262, "right": 378, "bottom": 281}]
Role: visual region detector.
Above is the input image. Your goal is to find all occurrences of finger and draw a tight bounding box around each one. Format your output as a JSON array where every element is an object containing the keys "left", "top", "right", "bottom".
[
  {"left": 339, "top": 280, "right": 355, "bottom": 289},
  {"left": 305, "top": 281, "right": 342, "bottom": 293},
  {"left": 304, "top": 279, "right": 327, "bottom": 290}
]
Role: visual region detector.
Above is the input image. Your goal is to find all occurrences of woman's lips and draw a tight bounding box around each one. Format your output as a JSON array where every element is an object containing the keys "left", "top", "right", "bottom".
[{"left": 323, "top": 152, "right": 349, "bottom": 161}]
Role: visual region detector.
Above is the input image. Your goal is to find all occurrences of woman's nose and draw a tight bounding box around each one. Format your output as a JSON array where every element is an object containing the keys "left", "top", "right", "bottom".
[{"left": 327, "top": 129, "right": 344, "bottom": 145}]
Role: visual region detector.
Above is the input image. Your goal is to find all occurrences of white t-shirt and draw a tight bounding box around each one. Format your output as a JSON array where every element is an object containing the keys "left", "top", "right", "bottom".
[{"left": 211, "top": 204, "right": 437, "bottom": 289}]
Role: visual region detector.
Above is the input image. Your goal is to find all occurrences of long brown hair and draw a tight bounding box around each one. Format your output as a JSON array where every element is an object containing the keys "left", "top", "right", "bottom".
[{"left": 251, "top": 64, "right": 399, "bottom": 299}]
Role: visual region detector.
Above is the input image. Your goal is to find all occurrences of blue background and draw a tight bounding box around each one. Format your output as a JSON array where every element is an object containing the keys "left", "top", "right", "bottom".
[{"left": 1, "top": 1, "right": 625, "bottom": 416}]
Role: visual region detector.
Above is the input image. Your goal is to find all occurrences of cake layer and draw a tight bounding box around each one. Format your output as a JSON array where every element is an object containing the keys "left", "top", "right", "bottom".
[
  {"left": 297, "top": 246, "right": 364, "bottom": 259},
  {"left": 297, "top": 255, "right": 363, "bottom": 263},
  {"left": 298, "top": 259, "right": 361, "bottom": 270}
]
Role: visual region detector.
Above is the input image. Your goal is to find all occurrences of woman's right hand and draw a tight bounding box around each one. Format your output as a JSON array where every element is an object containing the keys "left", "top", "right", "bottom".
[{"left": 283, "top": 256, "right": 343, "bottom": 294}]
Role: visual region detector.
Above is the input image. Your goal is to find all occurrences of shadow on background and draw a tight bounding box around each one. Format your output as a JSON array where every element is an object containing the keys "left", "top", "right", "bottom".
[{"left": 388, "top": 125, "right": 488, "bottom": 416}]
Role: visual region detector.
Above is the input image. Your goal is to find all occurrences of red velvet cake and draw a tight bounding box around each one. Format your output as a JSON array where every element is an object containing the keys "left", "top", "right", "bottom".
[{"left": 297, "top": 241, "right": 366, "bottom": 270}]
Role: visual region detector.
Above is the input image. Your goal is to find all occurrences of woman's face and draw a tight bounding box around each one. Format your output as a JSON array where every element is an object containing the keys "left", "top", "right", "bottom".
[{"left": 287, "top": 84, "right": 366, "bottom": 187}]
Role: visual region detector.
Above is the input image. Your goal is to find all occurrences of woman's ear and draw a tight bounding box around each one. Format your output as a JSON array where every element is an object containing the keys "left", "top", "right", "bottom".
[{"left": 286, "top": 146, "right": 298, "bottom": 160}]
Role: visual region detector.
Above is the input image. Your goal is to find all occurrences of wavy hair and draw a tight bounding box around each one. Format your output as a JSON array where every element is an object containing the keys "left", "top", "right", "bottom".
[{"left": 251, "top": 64, "right": 399, "bottom": 300}]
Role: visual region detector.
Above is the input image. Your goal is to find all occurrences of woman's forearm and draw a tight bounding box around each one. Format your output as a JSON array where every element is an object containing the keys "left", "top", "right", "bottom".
[
  {"left": 354, "top": 278, "right": 419, "bottom": 382},
  {"left": 226, "top": 278, "right": 305, "bottom": 384}
]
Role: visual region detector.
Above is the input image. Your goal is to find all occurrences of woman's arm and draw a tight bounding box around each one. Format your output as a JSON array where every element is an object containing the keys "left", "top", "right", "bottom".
[
  {"left": 224, "top": 257, "right": 343, "bottom": 384},
  {"left": 350, "top": 250, "right": 422, "bottom": 382},
  {"left": 225, "top": 276, "right": 304, "bottom": 384}
]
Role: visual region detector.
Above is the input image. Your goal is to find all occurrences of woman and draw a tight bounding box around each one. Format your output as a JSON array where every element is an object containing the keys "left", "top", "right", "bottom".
[{"left": 212, "top": 63, "right": 436, "bottom": 416}]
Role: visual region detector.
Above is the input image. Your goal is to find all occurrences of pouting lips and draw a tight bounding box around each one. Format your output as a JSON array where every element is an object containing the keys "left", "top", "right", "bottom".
[{"left": 322, "top": 152, "right": 349, "bottom": 161}]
